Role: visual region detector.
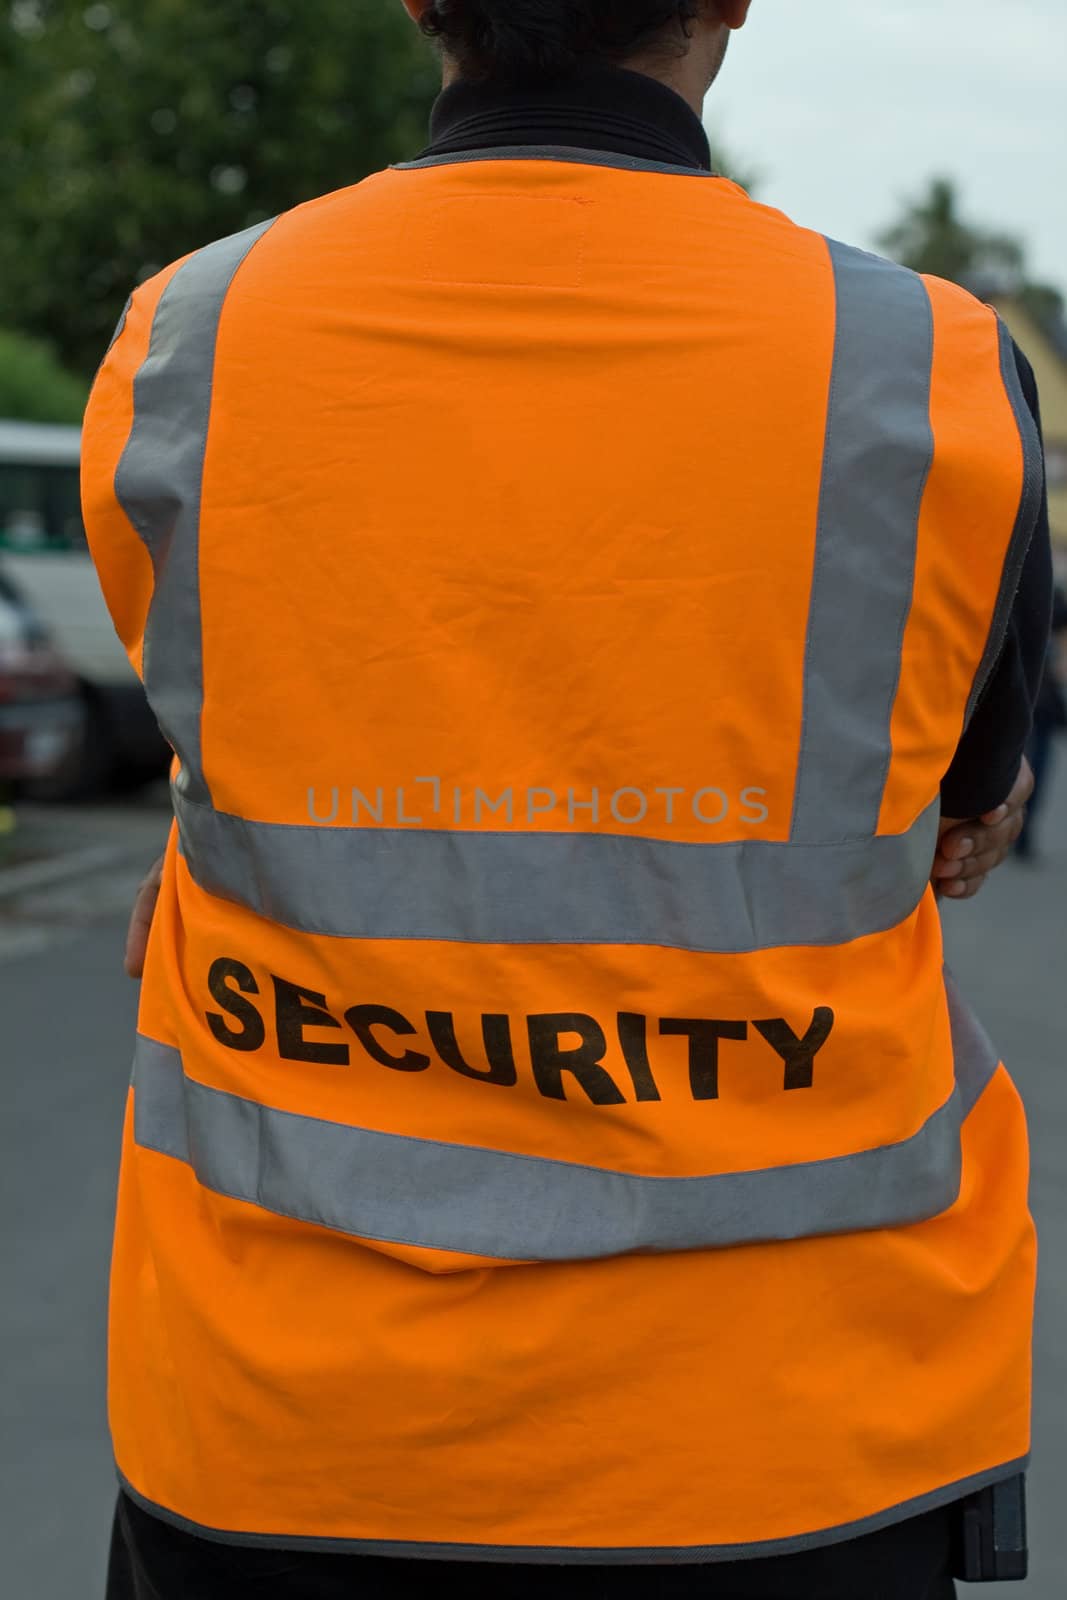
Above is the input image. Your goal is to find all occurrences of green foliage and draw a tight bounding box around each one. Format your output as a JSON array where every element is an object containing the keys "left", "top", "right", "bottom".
[
  {"left": 878, "top": 177, "right": 1022, "bottom": 285},
  {"left": 1017, "top": 282, "right": 1067, "bottom": 326},
  {"left": 706, "top": 133, "right": 760, "bottom": 195},
  {"left": 0, "top": 1, "right": 439, "bottom": 377},
  {"left": 0, "top": 327, "right": 88, "bottom": 422},
  {"left": 877, "top": 176, "right": 1064, "bottom": 320}
]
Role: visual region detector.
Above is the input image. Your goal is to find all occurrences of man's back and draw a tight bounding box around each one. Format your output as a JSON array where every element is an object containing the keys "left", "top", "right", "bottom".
[{"left": 86, "top": 13, "right": 1045, "bottom": 1595}]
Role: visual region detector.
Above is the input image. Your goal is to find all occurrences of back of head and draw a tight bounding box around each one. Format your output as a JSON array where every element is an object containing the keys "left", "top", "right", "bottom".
[{"left": 418, "top": 0, "right": 701, "bottom": 84}]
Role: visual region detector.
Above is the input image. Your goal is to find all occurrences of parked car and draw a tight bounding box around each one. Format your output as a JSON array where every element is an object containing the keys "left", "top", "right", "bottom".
[
  {"left": 0, "top": 419, "right": 169, "bottom": 793},
  {"left": 0, "top": 571, "right": 86, "bottom": 789}
]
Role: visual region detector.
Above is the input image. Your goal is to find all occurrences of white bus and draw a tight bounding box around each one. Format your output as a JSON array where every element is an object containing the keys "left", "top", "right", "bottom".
[{"left": 0, "top": 419, "right": 167, "bottom": 791}]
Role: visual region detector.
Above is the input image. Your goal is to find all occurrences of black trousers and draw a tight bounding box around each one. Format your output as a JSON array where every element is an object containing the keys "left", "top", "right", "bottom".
[{"left": 107, "top": 1491, "right": 958, "bottom": 1600}]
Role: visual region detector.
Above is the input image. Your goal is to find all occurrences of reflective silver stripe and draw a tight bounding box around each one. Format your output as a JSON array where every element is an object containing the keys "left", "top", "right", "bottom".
[
  {"left": 943, "top": 963, "right": 1001, "bottom": 1108},
  {"left": 964, "top": 320, "right": 1046, "bottom": 728},
  {"left": 173, "top": 785, "right": 939, "bottom": 951},
  {"left": 113, "top": 219, "right": 276, "bottom": 805},
  {"left": 131, "top": 978, "right": 997, "bottom": 1262},
  {"left": 791, "top": 243, "right": 935, "bottom": 845},
  {"left": 134, "top": 1033, "right": 190, "bottom": 1163}
]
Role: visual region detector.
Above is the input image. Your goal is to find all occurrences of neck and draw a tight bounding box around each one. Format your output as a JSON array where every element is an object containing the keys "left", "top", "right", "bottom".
[
  {"left": 625, "top": 39, "right": 726, "bottom": 118},
  {"left": 440, "top": 38, "right": 725, "bottom": 121},
  {"left": 630, "top": 66, "right": 705, "bottom": 120},
  {"left": 423, "top": 62, "right": 713, "bottom": 174}
]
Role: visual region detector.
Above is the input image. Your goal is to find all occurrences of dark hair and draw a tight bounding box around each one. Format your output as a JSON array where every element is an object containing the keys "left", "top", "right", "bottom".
[{"left": 419, "top": 1, "right": 701, "bottom": 83}]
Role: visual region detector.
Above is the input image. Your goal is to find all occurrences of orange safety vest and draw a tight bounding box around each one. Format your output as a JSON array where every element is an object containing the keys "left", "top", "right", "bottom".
[{"left": 83, "top": 147, "right": 1039, "bottom": 1562}]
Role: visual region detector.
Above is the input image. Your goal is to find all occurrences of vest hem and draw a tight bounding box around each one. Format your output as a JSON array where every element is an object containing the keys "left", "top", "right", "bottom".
[{"left": 115, "top": 1456, "right": 1029, "bottom": 1566}]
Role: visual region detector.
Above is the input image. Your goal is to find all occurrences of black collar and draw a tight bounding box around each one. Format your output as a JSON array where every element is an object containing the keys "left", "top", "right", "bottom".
[{"left": 420, "top": 64, "right": 712, "bottom": 173}]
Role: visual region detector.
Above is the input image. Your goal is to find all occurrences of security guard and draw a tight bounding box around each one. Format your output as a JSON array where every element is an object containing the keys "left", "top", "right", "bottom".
[{"left": 86, "top": 3, "right": 1052, "bottom": 1596}]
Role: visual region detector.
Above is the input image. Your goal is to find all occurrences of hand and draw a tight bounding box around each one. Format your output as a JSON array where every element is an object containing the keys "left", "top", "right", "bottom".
[
  {"left": 932, "top": 757, "right": 1034, "bottom": 902},
  {"left": 125, "top": 854, "right": 165, "bottom": 978}
]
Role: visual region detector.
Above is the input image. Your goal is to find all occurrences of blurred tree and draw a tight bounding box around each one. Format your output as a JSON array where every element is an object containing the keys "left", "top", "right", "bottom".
[
  {"left": 878, "top": 176, "right": 1064, "bottom": 321},
  {"left": 0, "top": 328, "right": 88, "bottom": 422},
  {"left": 0, "top": 1, "right": 439, "bottom": 378},
  {"left": 706, "top": 133, "right": 760, "bottom": 195},
  {"left": 878, "top": 176, "right": 1022, "bottom": 284},
  {"left": 1016, "top": 282, "right": 1067, "bottom": 326}
]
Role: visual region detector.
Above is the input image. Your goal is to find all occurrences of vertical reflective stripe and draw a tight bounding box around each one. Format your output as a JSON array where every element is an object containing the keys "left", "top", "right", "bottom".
[
  {"left": 964, "top": 320, "right": 1046, "bottom": 729},
  {"left": 114, "top": 219, "right": 276, "bottom": 804},
  {"left": 791, "top": 244, "right": 935, "bottom": 845}
]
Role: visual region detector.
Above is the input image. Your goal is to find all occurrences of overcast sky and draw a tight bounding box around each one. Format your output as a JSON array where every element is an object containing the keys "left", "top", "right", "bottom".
[{"left": 705, "top": 0, "right": 1067, "bottom": 294}]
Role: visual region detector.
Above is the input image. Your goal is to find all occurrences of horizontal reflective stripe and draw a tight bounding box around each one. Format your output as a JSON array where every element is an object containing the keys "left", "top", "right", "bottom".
[
  {"left": 173, "top": 787, "right": 941, "bottom": 952},
  {"left": 131, "top": 976, "right": 996, "bottom": 1262}
]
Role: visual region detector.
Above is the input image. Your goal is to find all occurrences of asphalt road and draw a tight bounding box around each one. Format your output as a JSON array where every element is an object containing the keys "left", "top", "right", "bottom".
[{"left": 1, "top": 762, "right": 1064, "bottom": 1598}]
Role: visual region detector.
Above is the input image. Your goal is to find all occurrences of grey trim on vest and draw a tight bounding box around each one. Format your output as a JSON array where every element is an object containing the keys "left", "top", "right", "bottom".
[
  {"left": 106, "top": 295, "right": 132, "bottom": 356},
  {"left": 172, "top": 786, "right": 941, "bottom": 952},
  {"left": 392, "top": 145, "right": 717, "bottom": 178},
  {"left": 791, "top": 243, "right": 935, "bottom": 845},
  {"left": 963, "top": 318, "right": 1046, "bottom": 730},
  {"left": 117, "top": 1457, "right": 1028, "bottom": 1565},
  {"left": 943, "top": 964, "right": 1000, "bottom": 1094},
  {"left": 113, "top": 219, "right": 277, "bottom": 807},
  {"left": 89, "top": 295, "right": 134, "bottom": 395},
  {"left": 130, "top": 974, "right": 997, "bottom": 1263}
]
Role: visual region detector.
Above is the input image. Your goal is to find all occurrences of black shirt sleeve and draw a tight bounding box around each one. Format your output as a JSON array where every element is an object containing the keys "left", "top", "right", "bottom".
[{"left": 939, "top": 340, "right": 1053, "bottom": 818}]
